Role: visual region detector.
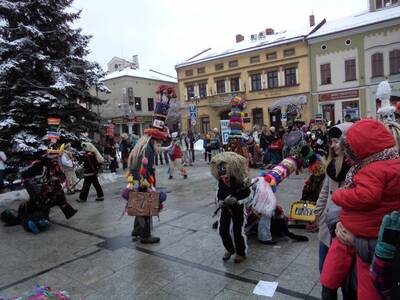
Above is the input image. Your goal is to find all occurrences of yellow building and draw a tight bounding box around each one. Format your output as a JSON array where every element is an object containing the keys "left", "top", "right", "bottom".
[{"left": 176, "top": 21, "right": 323, "bottom": 134}]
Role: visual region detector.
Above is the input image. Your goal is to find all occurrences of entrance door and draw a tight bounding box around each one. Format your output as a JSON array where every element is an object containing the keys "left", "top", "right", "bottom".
[
  {"left": 269, "top": 109, "right": 282, "bottom": 127},
  {"left": 322, "top": 104, "right": 335, "bottom": 123}
]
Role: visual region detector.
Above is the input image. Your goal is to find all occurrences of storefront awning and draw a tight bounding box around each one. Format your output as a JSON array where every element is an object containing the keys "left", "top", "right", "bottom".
[{"left": 269, "top": 94, "right": 307, "bottom": 112}]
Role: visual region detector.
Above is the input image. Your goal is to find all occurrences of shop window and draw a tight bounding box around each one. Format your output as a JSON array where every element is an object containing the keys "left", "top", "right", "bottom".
[
  {"left": 199, "top": 82, "right": 207, "bottom": 98},
  {"left": 269, "top": 109, "right": 282, "bottom": 127},
  {"left": 285, "top": 67, "right": 297, "bottom": 86},
  {"left": 216, "top": 79, "right": 225, "bottom": 94},
  {"left": 267, "top": 71, "right": 279, "bottom": 88},
  {"left": 201, "top": 116, "right": 210, "bottom": 134},
  {"left": 251, "top": 73, "right": 262, "bottom": 91},
  {"left": 230, "top": 77, "right": 240, "bottom": 92},
  {"left": 322, "top": 104, "right": 335, "bottom": 123},
  {"left": 320, "top": 63, "right": 331, "bottom": 85},
  {"left": 342, "top": 100, "right": 359, "bottom": 121},
  {"left": 252, "top": 108, "right": 264, "bottom": 127},
  {"left": 345, "top": 59, "right": 357, "bottom": 81},
  {"left": 372, "top": 53, "right": 384, "bottom": 77},
  {"left": 389, "top": 49, "right": 400, "bottom": 75}
]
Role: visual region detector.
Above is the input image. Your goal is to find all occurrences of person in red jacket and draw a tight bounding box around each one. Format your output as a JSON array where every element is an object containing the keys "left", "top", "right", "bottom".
[{"left": 320, "top": 119, "right": 400, "bottom": 300}]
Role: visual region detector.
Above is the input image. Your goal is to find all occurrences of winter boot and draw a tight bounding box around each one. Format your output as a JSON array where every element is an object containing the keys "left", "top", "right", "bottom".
[
  {"left": 140, "top": 236, "right": 160, "bottom": 244},
  {"left": 321, "top": 286, "right": 338, "bottom": 300},
  {"left": 27, "top": 220, "right": 40, "bottom": 234},
  {"left": 38, "top": 219, "right": 50, "bottom": 230},
  {"left": 60, "top": 203, "right": 78, "bottom": 219}
]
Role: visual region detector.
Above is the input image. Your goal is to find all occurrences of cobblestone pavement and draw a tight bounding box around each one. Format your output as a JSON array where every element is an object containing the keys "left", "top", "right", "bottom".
[{"left": 0, "top": 158, "right": 326, "bottom": 299}]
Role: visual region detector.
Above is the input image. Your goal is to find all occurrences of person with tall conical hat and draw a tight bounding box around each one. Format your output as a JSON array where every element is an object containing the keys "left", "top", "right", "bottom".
[{"left": 127, "top": 85, "right": 175, "bottom": 244}]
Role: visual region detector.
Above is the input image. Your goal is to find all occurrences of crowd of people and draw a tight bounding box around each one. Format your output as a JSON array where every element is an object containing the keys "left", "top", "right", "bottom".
[{"left": 1, "top": 82, "right": 400, "bottom": 300}]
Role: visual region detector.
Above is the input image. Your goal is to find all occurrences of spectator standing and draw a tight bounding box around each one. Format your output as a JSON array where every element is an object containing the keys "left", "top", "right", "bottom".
[
  {"left": 120, "top": 133, "right": 131, "bottom": 170},
  {"left": 187, "top": 129, "right": 195, "bottom": 162}
]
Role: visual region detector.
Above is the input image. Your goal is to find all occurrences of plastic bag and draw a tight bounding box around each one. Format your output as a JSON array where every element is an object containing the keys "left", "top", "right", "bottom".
[
  {"left": 251, "top": 177, "right": 277, "bottom": 217},
  {"left": 121, "top": 184, "right": 131, "bottom": 200}
]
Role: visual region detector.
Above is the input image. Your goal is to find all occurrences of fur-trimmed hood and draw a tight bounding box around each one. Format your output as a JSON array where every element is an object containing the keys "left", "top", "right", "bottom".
[
  {"left": 210, "top": 152, "right": 249, "bottom": 184},
  {"left": 81, "top": 142, "right": 104, "bottom": 164}
]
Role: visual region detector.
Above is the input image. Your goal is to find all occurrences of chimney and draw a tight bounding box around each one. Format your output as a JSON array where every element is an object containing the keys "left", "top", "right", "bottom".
[
  {"left": 236, "top": 34, "right": 244, "bottom": 43},
  {"left": 132, "top": 54, "right": 139, "bottom": 69},
  {"left": 265, "top": 28, "right": 274, "bottom": 35},
  {"left": 309, "top": 14, "right": 315, "bottom": 27}
]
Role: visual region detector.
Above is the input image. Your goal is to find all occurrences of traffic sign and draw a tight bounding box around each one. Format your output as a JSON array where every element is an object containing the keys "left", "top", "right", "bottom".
[
  {"left": 220, "top": 120, "right": 230, "bottom": 145},
  {"left": 189, "top": 104, "right": 198, "bottom": 119},
  {"left": 191, "top": 118, "right": 197, "bottom": 126}
]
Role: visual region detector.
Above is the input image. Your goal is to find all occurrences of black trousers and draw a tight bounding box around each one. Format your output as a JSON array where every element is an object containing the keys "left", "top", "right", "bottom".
[
  {"left": 219, "top": 204, "right": 246, "bottom": 256},
  {"left": 133, "top": 216, "right": 151, "bottom": 238},
  {"left": 79, "top": 175, "right": 103, "bottom": 200},
  {"left": 189, "top": 148, "right": 195, "bottom": 162}
]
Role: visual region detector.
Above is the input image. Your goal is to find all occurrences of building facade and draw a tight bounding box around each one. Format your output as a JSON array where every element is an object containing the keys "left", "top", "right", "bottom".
[
  {"left": 309, "top": 2, "right": 400, "bottom": 123},
  {"left": 176, "top": 21, "right": 322, "bottom": 135},
  {"left": 94, "top": 60, "right": 177, "bottom": 137}
]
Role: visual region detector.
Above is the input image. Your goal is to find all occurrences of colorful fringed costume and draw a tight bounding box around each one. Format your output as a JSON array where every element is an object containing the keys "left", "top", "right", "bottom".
[{"left": 227, "top": 96, "right": 249, "bottom": 161}]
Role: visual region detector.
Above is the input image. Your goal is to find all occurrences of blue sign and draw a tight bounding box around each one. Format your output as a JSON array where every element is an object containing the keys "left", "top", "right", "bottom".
[
  {"left": 189, "top": 104, "right": 197, "bottom": 119},
  {"left": 220, "top": 120, "right": 230, "bottom": 145}
]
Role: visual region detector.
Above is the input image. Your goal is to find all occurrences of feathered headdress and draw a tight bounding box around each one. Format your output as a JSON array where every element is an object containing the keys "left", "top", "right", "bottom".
[
  {"left": 377, "top": 80, "right": 396, "bottom": 122},
  {"left": 82, "top": 142, "right": 104, "bottom": 163}
]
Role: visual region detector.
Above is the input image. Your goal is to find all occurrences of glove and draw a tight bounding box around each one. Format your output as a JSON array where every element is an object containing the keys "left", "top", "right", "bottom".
[
  {"left": 224, "top": 196, "right": 238, "bottom": 206},
  {"left": 375, "top": 211, "right": 400, "bottom": 261}
]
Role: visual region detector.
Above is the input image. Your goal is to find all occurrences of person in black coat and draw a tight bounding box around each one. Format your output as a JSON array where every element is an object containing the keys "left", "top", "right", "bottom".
[{"left": 76, "top": 142, "right": 105, "bottom": 202}]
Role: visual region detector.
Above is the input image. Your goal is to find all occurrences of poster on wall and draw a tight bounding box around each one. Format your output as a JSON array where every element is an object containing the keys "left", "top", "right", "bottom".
[{"left": 220, "top": 120, "right": 230, "bottom": 145}]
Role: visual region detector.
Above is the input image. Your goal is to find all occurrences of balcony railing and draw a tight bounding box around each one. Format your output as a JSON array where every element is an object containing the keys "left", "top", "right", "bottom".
[{"left": 206, "top": 91, "right": 245, "bottom": 107}]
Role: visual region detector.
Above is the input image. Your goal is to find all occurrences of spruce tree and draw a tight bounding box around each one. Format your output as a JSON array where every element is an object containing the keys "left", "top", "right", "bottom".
[{"left": 0, "top": 0, "right": 107, "bottom": 167}]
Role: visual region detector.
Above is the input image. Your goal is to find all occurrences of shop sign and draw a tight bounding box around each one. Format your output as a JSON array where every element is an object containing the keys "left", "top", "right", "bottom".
[
  {"left": 135, "top": 116, "right": 153, "bottom": 123},
  {"left": 319, "top": 90, "right": 359, "bottom": 102}
]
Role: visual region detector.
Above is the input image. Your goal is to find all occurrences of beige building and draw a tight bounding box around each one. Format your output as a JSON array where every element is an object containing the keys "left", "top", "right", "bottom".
[
  {"left": 176, "top": 17, "right": 323, "bottom": 135},
  {"left": 95, "top": 57, "right": 177, "bottom": 137}
]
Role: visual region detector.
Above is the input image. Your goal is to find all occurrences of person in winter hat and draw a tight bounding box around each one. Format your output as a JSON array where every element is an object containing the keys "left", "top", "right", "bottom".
[
  {"left": 320, "top": 119, "right": 400, "bottom": 300},
  {"left": 314, "top": 122, "right": 353, "bottom": 273},
  {"left": 76, "top": 142, "right": 105, "bottom": 202}
]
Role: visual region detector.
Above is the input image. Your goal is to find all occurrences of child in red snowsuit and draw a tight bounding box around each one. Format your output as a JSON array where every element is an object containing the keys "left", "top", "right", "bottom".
[{"left": 320, "top": 119, "right": 400, "bottom": 300}]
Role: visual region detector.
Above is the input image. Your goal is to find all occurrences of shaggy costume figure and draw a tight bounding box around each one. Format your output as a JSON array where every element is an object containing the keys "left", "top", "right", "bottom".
[{"left": 210, "top": 152, "right": 251, "bottom": 263}]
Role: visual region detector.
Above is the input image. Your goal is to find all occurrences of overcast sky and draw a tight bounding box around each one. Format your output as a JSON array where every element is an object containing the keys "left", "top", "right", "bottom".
[{"left": 72, "top": 0, "right": 367, "bottom": 77}]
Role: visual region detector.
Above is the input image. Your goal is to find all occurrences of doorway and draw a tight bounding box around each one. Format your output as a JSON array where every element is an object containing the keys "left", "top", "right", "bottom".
[{"left": 321, "top": 104, "right": 335, "bottom": 123}]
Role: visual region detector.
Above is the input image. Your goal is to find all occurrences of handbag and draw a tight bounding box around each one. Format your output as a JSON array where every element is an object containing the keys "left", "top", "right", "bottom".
[
  {"left": 127, "top": 191, "right": 160, "bottom": 217},
  {"left": 289, "top": 200, "right": 316, "bottom": 222}
]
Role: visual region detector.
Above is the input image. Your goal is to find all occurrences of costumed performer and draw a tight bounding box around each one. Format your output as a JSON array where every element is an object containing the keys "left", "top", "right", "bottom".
[
  {"left": 127, "top": 84, "right": 173, "bottom": 244},
  {"left": 210, "top": 152, "right": 252, "bottom": 263}
]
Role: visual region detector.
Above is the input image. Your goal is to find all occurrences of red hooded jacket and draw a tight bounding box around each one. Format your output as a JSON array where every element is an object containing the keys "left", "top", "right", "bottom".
[{"left": 332, "top": 119, "right": 400, "bottom": 238}]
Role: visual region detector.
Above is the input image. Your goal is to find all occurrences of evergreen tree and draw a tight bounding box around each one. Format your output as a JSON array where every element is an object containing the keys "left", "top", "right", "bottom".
[{"left": 0, "top": 0, "right": 107, "bottom": 167}]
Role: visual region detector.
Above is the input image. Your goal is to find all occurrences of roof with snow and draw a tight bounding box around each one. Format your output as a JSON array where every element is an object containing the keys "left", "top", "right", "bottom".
[
  {"left": 176, "top": 23, "right": 321, "bottom": 68},
  {"left": 102, "top": 68, "right": 177, "bottom": 83},
  {"left": 308, "top": 5, "right": 400, "bottom": 39}
]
